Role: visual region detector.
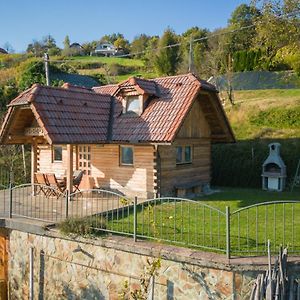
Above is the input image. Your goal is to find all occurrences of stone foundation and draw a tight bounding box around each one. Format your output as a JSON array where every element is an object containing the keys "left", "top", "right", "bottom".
[{"left": 5, "top": 228, "right": 300, "bottom": 299}]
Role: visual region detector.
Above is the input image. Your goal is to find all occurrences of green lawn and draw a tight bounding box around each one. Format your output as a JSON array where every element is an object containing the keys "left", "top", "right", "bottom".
[
  {"left": 102, "top": 187, "right": 300, "bottom": 255},
  {"left": 199, "top": 187, "right": 300, "bottom": 210}
]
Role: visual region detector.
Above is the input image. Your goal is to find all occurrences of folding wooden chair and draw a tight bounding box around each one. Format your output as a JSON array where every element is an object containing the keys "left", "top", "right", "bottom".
[
  {"left": 34, "top": 173, "right": 51, "bottom": 197},
  {"left": 45, "top": 173, "right": 66, "bottom": 198},
  {"left": 72, "top": 170, "right": 85, "bottom": 192}
]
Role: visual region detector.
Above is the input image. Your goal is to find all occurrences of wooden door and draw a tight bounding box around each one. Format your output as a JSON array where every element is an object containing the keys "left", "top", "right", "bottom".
[{"left": 78, "top": 145, "right": 93, "bottom": 189}]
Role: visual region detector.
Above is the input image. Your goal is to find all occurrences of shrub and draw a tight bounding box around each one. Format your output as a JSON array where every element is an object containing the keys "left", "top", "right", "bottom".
[
  {"left": 67, "top": 61, "right": 104, "bottom": 70},
  {"left": 58, "top": 216, "right": 106, "bottom": 236},
  {"left": 250, "top": 107, "right": 300, "bottom": 129},
  {"left": 108, "top": 63, "right": 136, "bottom": 76},
  {"left": 233, "top": 49, "right": 262, "bottom": 72}
]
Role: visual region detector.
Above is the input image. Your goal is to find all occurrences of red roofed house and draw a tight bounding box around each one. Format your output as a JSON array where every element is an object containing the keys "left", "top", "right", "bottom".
[{"left": 0, "top": 73, "right": 234, "bottom": 198}]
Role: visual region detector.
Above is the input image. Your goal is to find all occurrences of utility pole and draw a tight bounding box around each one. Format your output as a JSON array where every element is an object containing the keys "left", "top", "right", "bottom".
[
  {"left": 188, "top": 37, "right": 194, "bottom": 73},
  {"left": 44, "top": 53, "right": 50, "bottom": 86}
]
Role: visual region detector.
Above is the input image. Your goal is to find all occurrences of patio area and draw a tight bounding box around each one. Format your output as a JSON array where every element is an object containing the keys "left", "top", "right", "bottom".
[{"left": 0, "top": 184, "right": 133, "bottom": 223}]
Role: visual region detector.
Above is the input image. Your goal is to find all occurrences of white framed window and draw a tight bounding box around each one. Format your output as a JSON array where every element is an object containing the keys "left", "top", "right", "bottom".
[
  {"left": 125, "top": 96, "right": 141, "bottom": 114},
  {"left": 120, "top": 146, "right": 134, "bottom": 166},
  {"left": 53, "top": 145, "right": 63, "bottom": 162},
  {"left": 176, "top": 145, "right": 192, "bottom": 165}
]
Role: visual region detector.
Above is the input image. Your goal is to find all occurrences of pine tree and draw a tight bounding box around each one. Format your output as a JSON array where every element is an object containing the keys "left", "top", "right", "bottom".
[
  {"left": 154, "top": 29, "right": 181, "bottom": 76},
  {"left": 63, "top": 35, "right": 70, "bottom": 50}
]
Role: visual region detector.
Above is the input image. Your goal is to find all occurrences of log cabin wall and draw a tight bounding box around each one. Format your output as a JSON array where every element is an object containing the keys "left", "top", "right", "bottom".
[
  {"left": 91, "top": 144, "right": 155, "bottom": 199},
  {"left": 37, "top": 145, "right": 76, "bottom": 179},
  {"left": 158, "top": 98, "right": 212, "bottom": 196},
  {"left": 36, "top": 144, "right": 155, "bottom": 198}
]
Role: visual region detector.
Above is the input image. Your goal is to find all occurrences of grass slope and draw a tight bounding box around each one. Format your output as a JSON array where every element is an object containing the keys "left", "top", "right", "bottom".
[
  {"left": 67, "top": 55, "right": 144, "bottom": 67},
  {"left": 225, "top": 89, "right": 300, "bottom": 139},
  {"left": 67, "top": 56, "right": 157, "bottom": 83}
]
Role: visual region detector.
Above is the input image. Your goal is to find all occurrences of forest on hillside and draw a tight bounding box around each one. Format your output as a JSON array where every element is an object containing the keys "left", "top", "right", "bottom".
[{"left": 0, "top": 0, "right": 299, "bottom": 109}]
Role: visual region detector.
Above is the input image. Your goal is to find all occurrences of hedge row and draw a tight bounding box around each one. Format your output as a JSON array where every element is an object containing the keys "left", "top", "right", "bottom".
[{"left": 211, "top": 139, "right": 300, "bottom": 189}]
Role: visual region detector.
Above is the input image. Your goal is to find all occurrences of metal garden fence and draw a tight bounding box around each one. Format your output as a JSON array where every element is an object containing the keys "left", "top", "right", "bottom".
[
  {"left": 229, "top": 201, "right": 300, "bottom": 256},
  {"left": 1, "top": 183, "right": 300, "bottom": 258}
]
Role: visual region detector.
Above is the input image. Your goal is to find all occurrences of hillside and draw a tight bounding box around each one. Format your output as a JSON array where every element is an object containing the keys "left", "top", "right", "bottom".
[
  {"left": 212, "top": 89, "right": 300, "bottom": 189},
  {"left": 60, "top": 56, "right": 156, "bottom": 84},
  {"left": 224, "top": 89, "right": 300, "bottom": 140}
]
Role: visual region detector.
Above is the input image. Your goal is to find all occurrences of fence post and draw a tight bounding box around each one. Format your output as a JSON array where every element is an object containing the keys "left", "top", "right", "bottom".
[
  {"left": 226, "top": 206, "right": 231, "bottom": 259},
  {"left": 65, "top": 190, "right": 69, "bottom": 219},
  {"left": 29, "top": 246, "right": 34, "bottom": 300},
  {"left": 8, "top": 182, "right": 12, "bottom": 219},
  {"left": 133, "top": 196, "right": 137, "bottom": 242}
]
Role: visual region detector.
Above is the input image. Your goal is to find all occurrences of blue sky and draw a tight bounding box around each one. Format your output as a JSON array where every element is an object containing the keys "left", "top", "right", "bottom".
[{"left": 0, "top": 0, "right": 249, "bottom": 52}]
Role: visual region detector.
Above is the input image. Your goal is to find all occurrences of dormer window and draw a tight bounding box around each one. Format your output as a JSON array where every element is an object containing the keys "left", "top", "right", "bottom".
[
  {"left": 124, "top": 95, "right": 142, "bottom": 115},
  {"left": 117, "top": 77, "right": 159, "bottom": 115}
]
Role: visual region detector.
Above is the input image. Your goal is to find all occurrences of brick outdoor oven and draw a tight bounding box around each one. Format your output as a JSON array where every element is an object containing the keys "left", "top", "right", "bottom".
[{"left": 262, "top": 143, "right": 286, "bottom": 191}]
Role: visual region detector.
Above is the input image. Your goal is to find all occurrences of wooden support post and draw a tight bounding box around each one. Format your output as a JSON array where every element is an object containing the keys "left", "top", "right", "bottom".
[
  {"left": 75, "top": 145, "right": 79, "bottom": 170},
  {"left": 31, "top": 140, "right": 37, "bottom": 185},
  {"left": 31, "top": 140, "right": 37, "bottom": 196},
  {"left": 66, "top": 144, "right": 73, "bottom": 194}
]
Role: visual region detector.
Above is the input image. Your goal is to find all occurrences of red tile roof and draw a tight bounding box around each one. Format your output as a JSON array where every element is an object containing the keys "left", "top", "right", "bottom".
[
  {"left": 5, "top": 84, "right": 111, "bottom": 144},
  {"left": 1, "top": 74, "right": 235, "bottom": 144},
  {"left": 92, "top": 84, "right": 118, "bottom": 95},
  {"left": 94, "top": 73, "right": 233, "bottom": 143}
]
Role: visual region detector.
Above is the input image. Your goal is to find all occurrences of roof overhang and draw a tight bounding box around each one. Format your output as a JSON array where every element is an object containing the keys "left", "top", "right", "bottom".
[{"left": 0, "top": 104, "right": 51, "bottom": 145}]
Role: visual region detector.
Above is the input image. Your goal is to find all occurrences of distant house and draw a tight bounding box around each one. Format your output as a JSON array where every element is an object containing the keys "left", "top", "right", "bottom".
[
  {"left": 94, "top": 43, "right": 119, "bottom": 57},
  {"left": 0, "top": 48, "right": 8, "bottom": 55},
  {"left": 69, "top": 43, "right": 84, "bottom": 56},
  {"left": 0, "top": 73, "right": 235, "bottom": 198}
]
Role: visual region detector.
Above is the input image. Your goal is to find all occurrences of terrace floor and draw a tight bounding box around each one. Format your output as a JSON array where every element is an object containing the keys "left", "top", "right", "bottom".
[{"left": 0, "top": 186, "right": 133, "bottom": 223}]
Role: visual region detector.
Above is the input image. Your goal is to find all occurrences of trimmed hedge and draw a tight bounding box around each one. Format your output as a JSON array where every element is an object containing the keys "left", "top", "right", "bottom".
[
  {"left": 212, "top": 139, "right": 300, "bottom": 188},
  {"left": 233, "top": 49, "right": 262, "bottom": 72}
]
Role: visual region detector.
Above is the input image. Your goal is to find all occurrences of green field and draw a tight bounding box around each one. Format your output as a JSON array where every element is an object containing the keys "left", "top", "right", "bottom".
[
  {"left": 61, "top": 55, "right": 158, "bottom": 84},
  {"left": 66, "top": 55, "right": 145, "bottom": 67}
]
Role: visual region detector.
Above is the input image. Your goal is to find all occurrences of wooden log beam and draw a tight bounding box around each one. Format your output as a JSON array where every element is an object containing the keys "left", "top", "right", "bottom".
[
  {"left": 66, "top": 144, "right": 73, "bottom": 194},
  {"left": 31, "top": 139, "right": 37, "bottom": 185}
]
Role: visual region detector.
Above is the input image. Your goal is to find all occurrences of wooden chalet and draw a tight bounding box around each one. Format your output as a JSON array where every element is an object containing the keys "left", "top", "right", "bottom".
[{"left": 0, "top": 73, "right": 235, "bottom": 198}]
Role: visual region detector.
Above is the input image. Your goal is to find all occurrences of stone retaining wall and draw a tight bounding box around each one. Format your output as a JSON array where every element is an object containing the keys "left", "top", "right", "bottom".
[{"left": 6, "top": 229, "right": 300, "bottom": 299}]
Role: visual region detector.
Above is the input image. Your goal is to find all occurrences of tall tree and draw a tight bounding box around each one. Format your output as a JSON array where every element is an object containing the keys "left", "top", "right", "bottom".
[
  {"left": 154, "top": 29, "right": 181, "bottom": 76},
  {"left": 113, "top": 37, "right": 129, "bottom": 52},
  {"left": 203, "top": 28, "right": 236, "bottom": 105},
  {"left": 228, "top": 4, "right": 261, "bottom": 52},
  {"left": 63, "top": 35, "right": 70, "bottom": 50},
  {"left": 130, "top": 34, "right": 151, "bottom": 58},
  {"left": 180, "top": 27, "right": 209, "bottom": 75},
  {"left": 26, "top": 40, "right": 44, "bottom": 57},
  {"left": 143, "top": 36, "right": 159, "bottom": 70},
  {"left": 81, "top": 41, "right": 97, "bottom": 55},
  {"left": 26, "top": 35, "right": 61, "bottom": 57},
  {"left": 62, "top": 35, "right": 71, "bottom": 56},
  {"left": 43, "top": 35, "right": 61, "bottom": 56},
  {"left": 252, "top": 0, "right": 300, "bottom": 69},
  {"left": 100, "top": 33, "right": 125, "bottom": 44}
]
